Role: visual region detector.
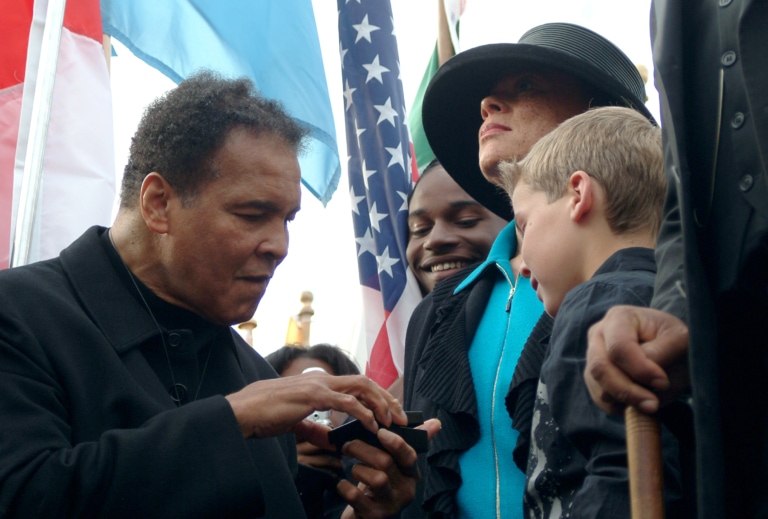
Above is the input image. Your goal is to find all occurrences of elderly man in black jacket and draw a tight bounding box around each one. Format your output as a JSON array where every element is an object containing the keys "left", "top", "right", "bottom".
[
  {"left": 585, "top": 1, "right": 768, "bottom": 517},
  {"left": 0, "top": 71, "right": 439, "bottom": 519}
]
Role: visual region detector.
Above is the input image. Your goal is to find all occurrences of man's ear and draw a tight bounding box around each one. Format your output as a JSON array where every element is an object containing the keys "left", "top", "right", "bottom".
[
  {"left": 140, "top": 172, "right": 175, "bottom": 234},
  {"left": 567, "top": 170, "right": 594, "bottom": 223}
]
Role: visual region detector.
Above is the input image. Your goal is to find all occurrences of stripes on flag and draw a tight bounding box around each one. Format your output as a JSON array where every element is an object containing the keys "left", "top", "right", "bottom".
[
  {"left": 338, "top": 0, "right": 423, "bottom": 388},
  {"left": 1, "top": 0, "right": 115, "bottom": 269}
]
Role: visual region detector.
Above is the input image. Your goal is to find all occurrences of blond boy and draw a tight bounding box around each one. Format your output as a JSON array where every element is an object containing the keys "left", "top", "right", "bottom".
[{"left": 500, "top": 107, "right": 686, "bottom": 517}]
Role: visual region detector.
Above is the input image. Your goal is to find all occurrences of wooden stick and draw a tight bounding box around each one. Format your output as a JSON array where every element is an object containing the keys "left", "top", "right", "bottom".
[{"left": 625, "top": 406, "right": 665, "bottom": 519}]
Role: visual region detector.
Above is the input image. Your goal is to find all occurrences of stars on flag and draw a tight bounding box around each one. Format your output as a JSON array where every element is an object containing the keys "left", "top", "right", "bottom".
[
  {"left": 340, "top": 1, "right": 411, "bottom": 280},
  {"left": 374, "top": 97, "right": 398, "bottom": 126},
  {"left": 385, "top": 142, "right": 404, "bottom": 170},
  {"left": 352, "top": 14, "right": 379, "bottom": 43},
  {"left": 349, "top": 186, "right": 365, "bottom": 215},
  {"left": 339, "top": 41, "right": 349, "bottom": 68},
  {"left": 363, "top": 55, "right": 389, "bottom": 84},
  {"left": 376, "top": 246, "right": 400, "bottom": 277},
  {"left": 338, "top": 0, "right": 422, "bottom": 386},
  {"left": 343, "top": 80, "right": 356, "bottom": 110},
  {"left": 355, "top": 228, "right": 376, "bottom": 258},
  {"left": 368, "top": 202, "right": 388, "bottom": 233},
  {"left": 362, "top": 160, "right": 376, "bottom": 191},
  {"left": 396, "top": 190, "right": 408, "bottom": 212}
]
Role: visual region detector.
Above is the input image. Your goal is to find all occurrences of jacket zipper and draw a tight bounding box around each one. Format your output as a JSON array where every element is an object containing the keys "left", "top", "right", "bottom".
[
  {"left": 496, "top": 263, "right": 516, "bottom": 313},
  {"left": 492, "top": 263, "right": 517, "bottom": 517}
]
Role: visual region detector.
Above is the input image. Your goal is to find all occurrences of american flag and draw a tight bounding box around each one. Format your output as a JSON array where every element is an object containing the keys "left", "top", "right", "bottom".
[{"left": 337, "top": 0, "right": 422, "bottom": 388}]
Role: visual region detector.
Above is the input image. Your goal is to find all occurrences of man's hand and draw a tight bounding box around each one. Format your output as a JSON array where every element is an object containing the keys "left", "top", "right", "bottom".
[
  {"left": 226, "top": 372, "right": 406, "bottom": 439},
  {"left": 339, "top": 419, "right": 441, "bottom": 519},
  {"left": 585, "top": 305, "right": 690, "bottom": 415}
]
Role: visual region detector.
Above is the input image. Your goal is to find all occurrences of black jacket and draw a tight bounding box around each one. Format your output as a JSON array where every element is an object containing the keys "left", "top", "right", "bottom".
[
  {"left": 401, "top": 265, "right": 490, "bottom": 518},
  {"left": 524, "top": 248, "right": 684, "bottom": 518},
  {"left": 0, "top": 227, "right": 305, "bottom": 518},
  {"left": 651, "top": 1, "right": 768, "bottom": 516}
]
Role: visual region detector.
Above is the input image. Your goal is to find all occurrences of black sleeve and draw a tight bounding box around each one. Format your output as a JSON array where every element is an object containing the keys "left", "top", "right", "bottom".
[
  {"left": 0, "top": 311, "right": 291, "bottom": 518},
  {"left": 546, "top": 284, "right": 683, "bottom": 518},
  {"left": 652, "top": 166, "right": 689, "bottom": 323}
]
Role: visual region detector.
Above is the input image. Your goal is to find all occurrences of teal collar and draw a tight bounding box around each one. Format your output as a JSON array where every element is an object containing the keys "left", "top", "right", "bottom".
[{"left": 455, "top": 221, "right": 518, "bottom": 293}]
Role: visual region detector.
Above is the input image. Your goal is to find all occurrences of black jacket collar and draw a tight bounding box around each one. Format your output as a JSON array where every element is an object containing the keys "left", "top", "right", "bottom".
[{"left": 60, "top": 226, "right": 160, "bottom": 354}]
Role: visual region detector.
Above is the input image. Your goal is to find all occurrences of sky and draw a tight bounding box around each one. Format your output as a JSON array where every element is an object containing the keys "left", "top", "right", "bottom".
[{"left": 109, "top": 0, "right": 657, "bottom": 363}]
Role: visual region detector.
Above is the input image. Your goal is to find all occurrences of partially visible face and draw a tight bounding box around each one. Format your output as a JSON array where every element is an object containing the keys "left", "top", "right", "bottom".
[
  {"left": 478, "top": 69, "right": 589, "bottom": 185},
  {"left": 280, "top": 357, "right": 335, "bottom": 377},
  {"left": 511, "top": 182, "right": 579, "bottom": 317},
  {"left": 281, "top": 357, "right": 346, "bottom": 427},
  {"left": 159, "top": 129, "right": 301, "bottom": 325},
  {"left": 406, "top": 166, "right": 507, "bottom": 294}
]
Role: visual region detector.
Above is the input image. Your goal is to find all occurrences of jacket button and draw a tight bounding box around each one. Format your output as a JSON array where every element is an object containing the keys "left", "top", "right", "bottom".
[
  {"left": 731, "top": 112, "right": 745, "bottom": 129},
  {"left": 170, "top": 383, "right": 188, "bottom": 404},
  {"left": 168, "top": 332, "right": 181, "bottom": 347},
  {"left": 719, "top": 0, "right": 732, "bottom": 6},
  {"left": 739, "top": 175, "right": 754, "bottom": 192},
  {"left": 721, "top": 51, "right": 737, "bottom": 67}
]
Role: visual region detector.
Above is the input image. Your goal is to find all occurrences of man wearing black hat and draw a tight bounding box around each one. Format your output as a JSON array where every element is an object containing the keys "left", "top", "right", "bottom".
[{"left": 402, "top": 23, "right": 653, "bottom": 518}]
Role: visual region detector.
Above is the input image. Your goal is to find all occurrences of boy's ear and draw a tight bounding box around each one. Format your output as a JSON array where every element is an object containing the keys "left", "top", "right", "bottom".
[
  {"left": 567, "top": 170, "right": 594, "bottom": 223},
  {"left": 140, "top": 172, "right": 176, "bottom": 234}
]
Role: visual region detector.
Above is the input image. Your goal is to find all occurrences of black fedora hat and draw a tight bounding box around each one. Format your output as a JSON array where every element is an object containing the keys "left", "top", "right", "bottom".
[{"left": 422, "top": 23, "right": 654, "bottom": 220}]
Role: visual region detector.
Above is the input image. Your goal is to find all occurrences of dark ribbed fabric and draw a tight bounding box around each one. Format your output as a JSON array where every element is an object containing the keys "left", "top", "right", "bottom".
[
  {"left": 504, "top": 312, "right": 553, "bottom": 472},
  {"left": 409, "top": 266, "right": 494, "bottom": 517}
]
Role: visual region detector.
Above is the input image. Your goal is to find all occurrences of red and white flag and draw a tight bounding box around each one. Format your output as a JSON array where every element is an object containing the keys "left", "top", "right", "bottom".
[{"left": 0, "top": 0, "right": 115, "bottom": 269}]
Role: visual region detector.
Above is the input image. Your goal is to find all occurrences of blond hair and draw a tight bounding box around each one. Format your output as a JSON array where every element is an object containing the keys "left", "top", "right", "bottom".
[{"left": 500, "top": 106, "right": 665, "bottom": 236}]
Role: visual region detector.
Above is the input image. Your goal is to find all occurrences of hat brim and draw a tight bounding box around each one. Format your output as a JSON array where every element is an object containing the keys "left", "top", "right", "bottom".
[{"left": 422, "top": 43, "right": 654, "bottom": 221}]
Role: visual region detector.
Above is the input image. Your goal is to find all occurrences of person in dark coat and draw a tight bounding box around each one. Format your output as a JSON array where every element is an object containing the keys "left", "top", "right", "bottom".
[
  {"left": 584, "top": 1, "right": 768, "bottom": 517},
  {"left": 267, "top": 344, "right": 362, "bottom": 519},
  {"left": 401, "top": 22, "right": 654, "bottom": 518},
  {"left": 0, "top": 71, "right": 439, "bottom": 519},
  {"left": 500, "top": 106, "right": 685, "bottom": 517}
]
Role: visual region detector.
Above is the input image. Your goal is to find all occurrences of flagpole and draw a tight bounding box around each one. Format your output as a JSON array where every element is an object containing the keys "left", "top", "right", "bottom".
[{"left": 10, "top": 0, "right": 67, "bottom": 268}]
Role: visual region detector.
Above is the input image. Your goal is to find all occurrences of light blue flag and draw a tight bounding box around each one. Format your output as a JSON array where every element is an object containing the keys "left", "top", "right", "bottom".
[{"left": 101, "top": 0, "right": 340, "bottom": 204}]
